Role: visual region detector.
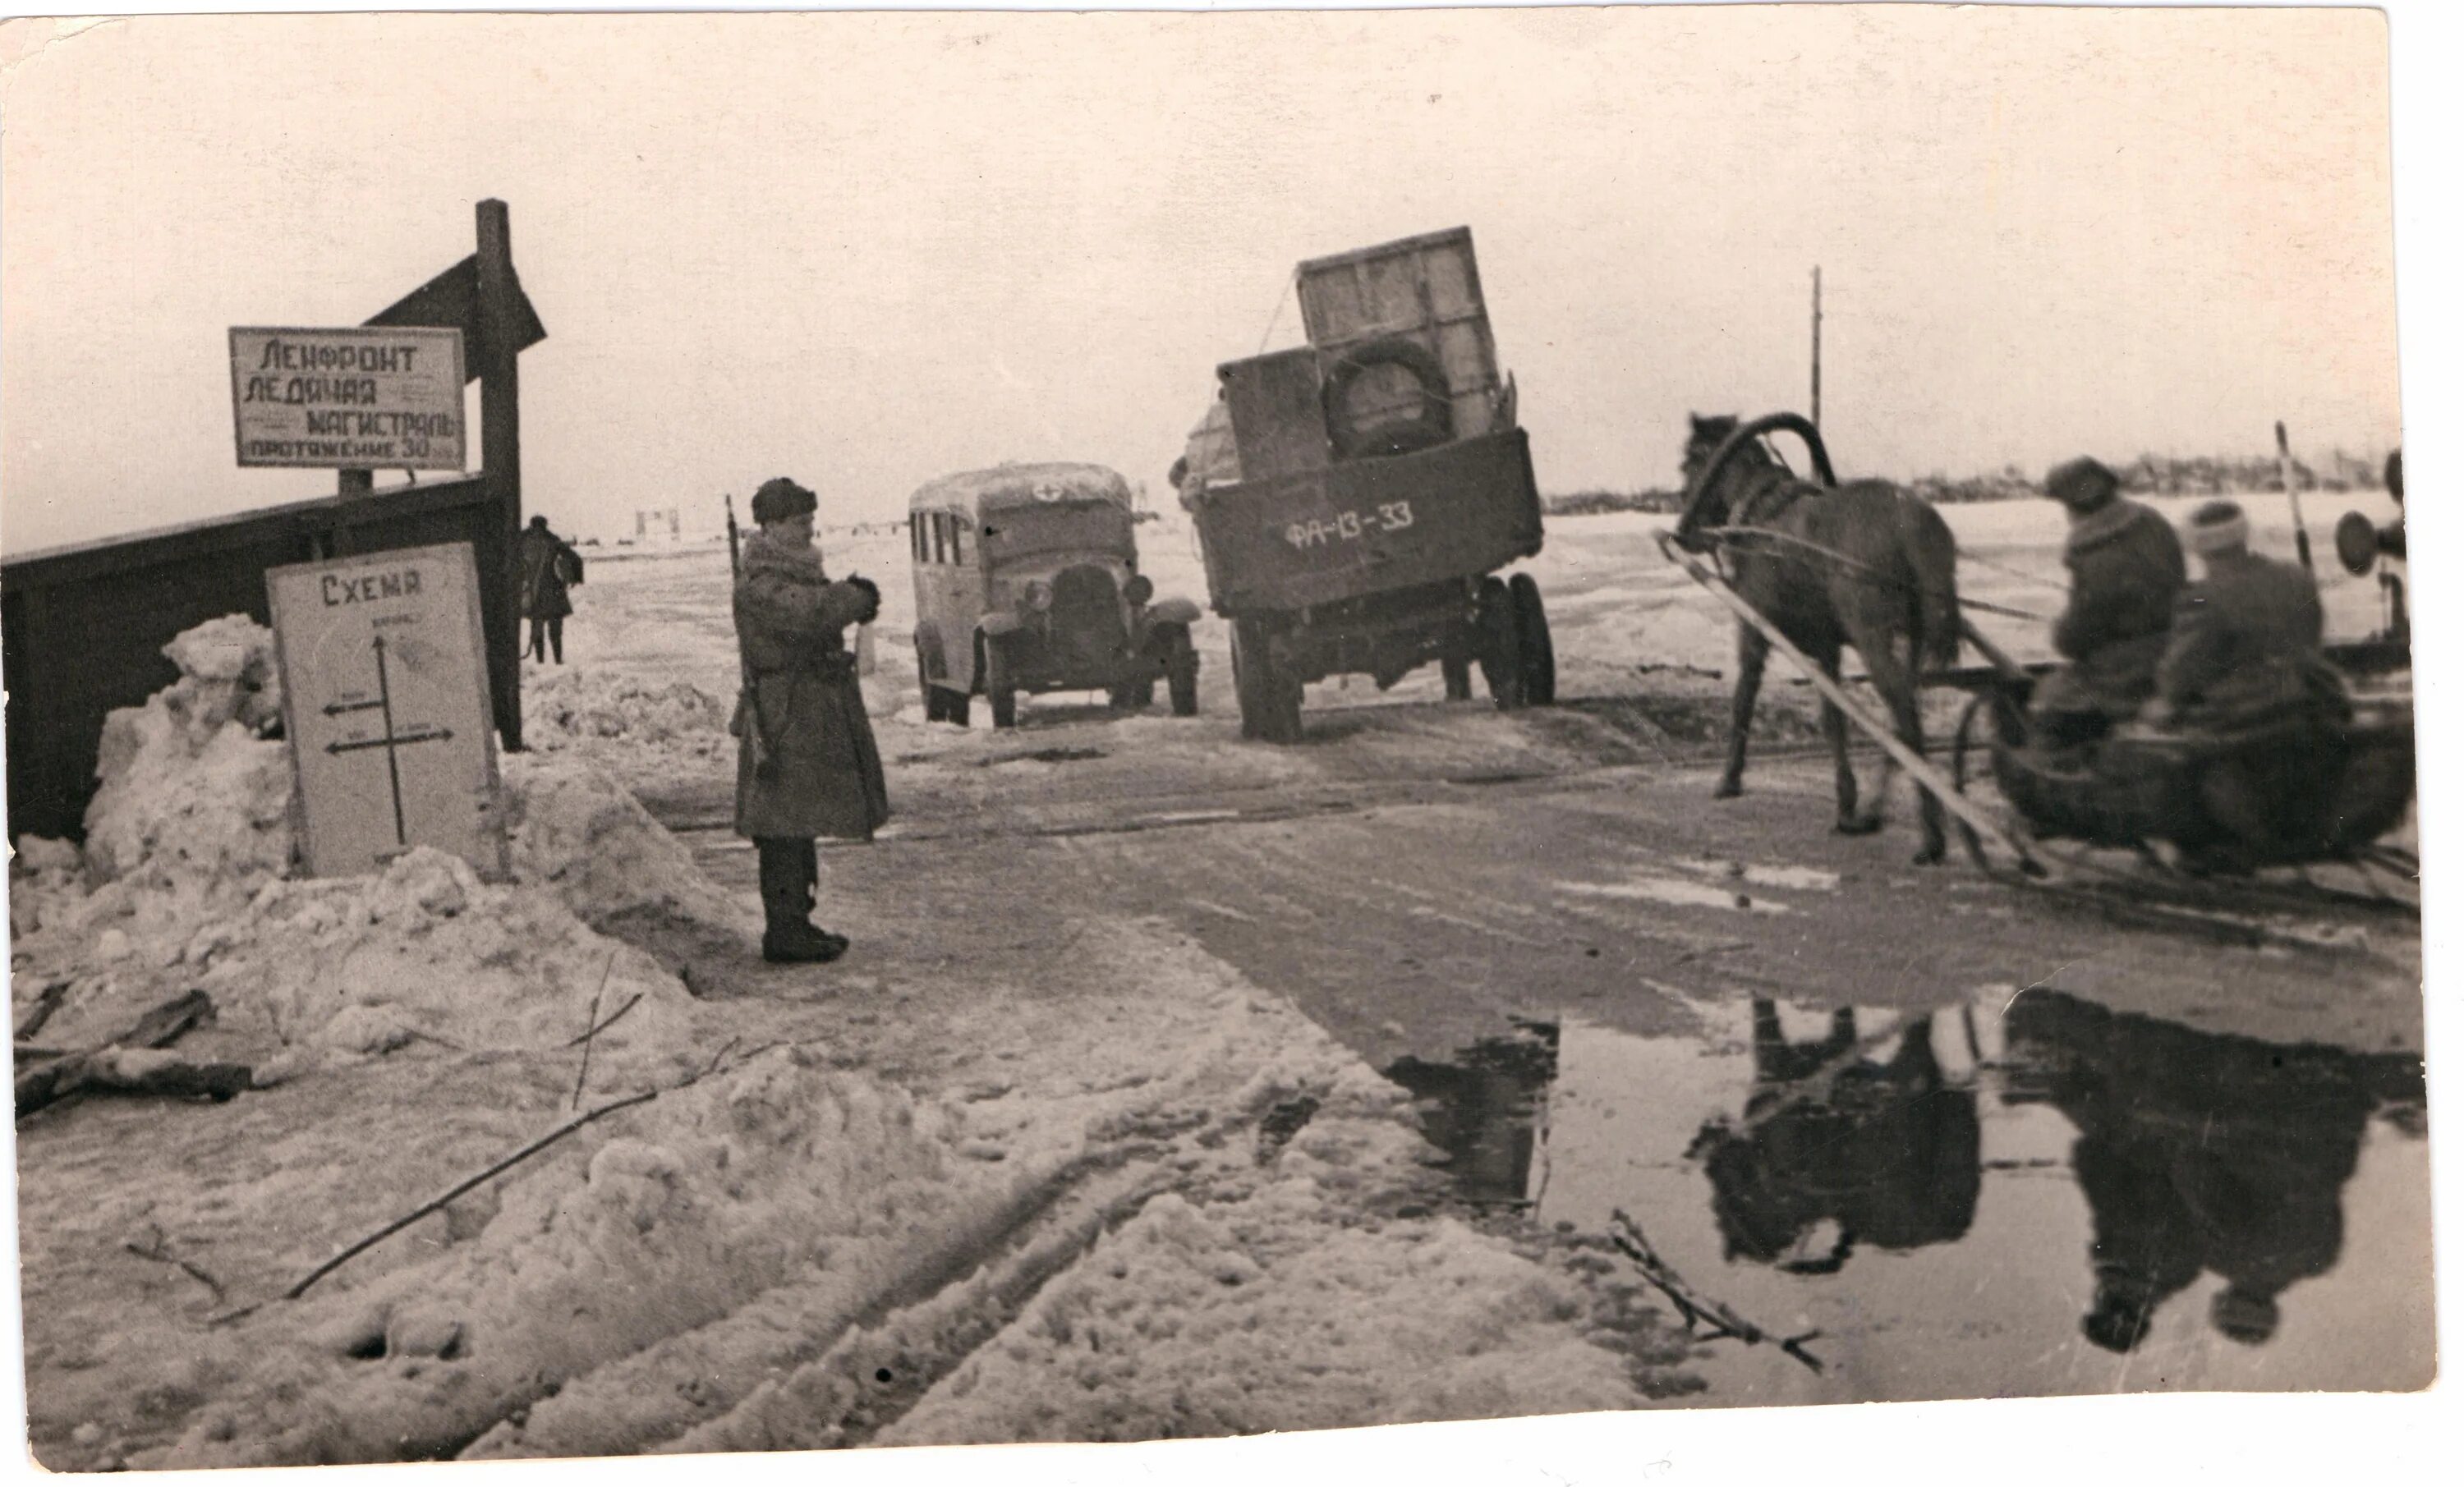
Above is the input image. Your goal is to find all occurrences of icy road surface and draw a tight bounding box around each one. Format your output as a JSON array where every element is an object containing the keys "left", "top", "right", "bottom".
[{"left": 11, "top": 499, "right": 2423, "bottom": 1466}]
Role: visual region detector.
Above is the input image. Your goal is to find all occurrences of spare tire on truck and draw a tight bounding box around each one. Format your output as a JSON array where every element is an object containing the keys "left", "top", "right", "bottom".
[{"left": 1322, "top": 337, "right": 1454, "bottom": 461}]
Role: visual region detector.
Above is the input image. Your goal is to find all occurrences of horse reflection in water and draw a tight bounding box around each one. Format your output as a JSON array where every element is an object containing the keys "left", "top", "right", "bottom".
[
  {"left": 2005, "top": 989, "right": 2425, "bottom": 1354},
  {"left": 1688, "top": 1003, "right": 1982, "bottom": 1274}
]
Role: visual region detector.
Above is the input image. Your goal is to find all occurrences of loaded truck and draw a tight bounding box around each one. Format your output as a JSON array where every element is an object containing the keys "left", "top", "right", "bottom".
[{"left": 1179, "top": 227, "right": 1553, "bottom": 742}]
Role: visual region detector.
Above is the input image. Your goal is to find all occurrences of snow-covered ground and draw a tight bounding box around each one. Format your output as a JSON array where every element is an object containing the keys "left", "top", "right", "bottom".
[
  {"left": 11, "top": 601, "right": 1685, "bottom": 1467},
  {"left": 8, "top": 487, "right": 2414, "bottom": 1466}
]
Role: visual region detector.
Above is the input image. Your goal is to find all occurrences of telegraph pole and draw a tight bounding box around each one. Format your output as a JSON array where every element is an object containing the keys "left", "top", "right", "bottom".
[{"left": 1810, "top": 266, "right": 1823, "bottom": 429}]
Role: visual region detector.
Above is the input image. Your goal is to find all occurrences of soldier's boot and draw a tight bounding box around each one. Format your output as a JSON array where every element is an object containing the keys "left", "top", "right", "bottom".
[
  {"left": 757, "top": 838, "right": 845, "bottom": 965},
  {"left": 796, "top": 841, "right": 850, "bottom": 957}
]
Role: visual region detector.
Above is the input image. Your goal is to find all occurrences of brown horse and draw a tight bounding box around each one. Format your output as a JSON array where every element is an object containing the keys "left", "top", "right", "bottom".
[{"left": 1677, "top": 413, "right": 1961, "bottom": 863}]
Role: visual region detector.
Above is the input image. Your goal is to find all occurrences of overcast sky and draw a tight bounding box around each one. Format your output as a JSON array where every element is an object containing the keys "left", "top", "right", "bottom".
[{"left": 0, "top": 6, "right": 2401, "bottom": 550}]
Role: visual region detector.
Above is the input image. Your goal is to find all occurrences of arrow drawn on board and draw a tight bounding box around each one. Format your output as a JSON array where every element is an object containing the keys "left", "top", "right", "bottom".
[{"left": 323, "top": 634, "right": 454, "bottom": 847}]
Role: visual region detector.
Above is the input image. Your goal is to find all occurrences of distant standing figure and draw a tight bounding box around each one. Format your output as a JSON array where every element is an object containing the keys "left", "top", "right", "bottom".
[
  {"left": 2030, "top": 457, "right": 2186, "bottom": 750},
  {"left": 733, "top": 476, "right": 890, "bottom": 965},
  {"left": 519, "top": 515, "right": 584, "bottom": 663}
]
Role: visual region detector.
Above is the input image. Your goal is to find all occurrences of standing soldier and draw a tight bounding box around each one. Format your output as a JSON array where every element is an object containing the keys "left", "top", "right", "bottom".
[
  {"left": 518, "top": 514, "right": 584, "bottom": 664},
  {"left": 733, "top": 477, "right": 889, "bottom": 964}
]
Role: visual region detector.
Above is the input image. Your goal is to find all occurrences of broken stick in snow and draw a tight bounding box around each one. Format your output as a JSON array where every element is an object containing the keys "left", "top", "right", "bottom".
[
  {"left": 13, "top": 978, "right": 74, "bottom": 1042},
  {"left": 569, "top": 950, "right": 618, "bottom": 1110},
  {"left": 210, "top": 1039, "right": 771, "bottom": 1324},
  {"left": 126, "top": 1235, "right": 228, "bottom": 1301},
  {"left": 1609, "top": 1209, "right": 1824, "bottom": 1373},
  {"left": 15, "top": 990, "right": 230, "bottom": 1120},
  {"left": 278, "top": 1085, "right": 662, "bottom": 1308},
  {"left": 562, "top": 992, "right": 643, "bottom": 1049}
]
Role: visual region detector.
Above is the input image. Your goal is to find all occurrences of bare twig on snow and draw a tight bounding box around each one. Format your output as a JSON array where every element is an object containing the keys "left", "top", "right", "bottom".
[{"left": 1609, "top": 1208, "right": 1823, "bottom": 1374}]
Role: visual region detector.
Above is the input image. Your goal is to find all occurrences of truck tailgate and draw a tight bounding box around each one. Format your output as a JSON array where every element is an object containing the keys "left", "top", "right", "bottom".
[{"left": 1193, "top": 429, "right": 1542, "bottom": 615}]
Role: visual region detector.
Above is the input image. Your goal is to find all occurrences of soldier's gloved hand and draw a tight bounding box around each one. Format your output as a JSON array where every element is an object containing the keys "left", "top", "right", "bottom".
[{"left": 845, "top": 574, "right": 882, "bottom": 623}]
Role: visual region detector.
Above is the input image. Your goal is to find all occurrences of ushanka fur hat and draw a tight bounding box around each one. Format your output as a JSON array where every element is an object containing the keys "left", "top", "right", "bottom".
[
  {"left": 2044, "top": 457, "right": 2120, "bottom": 510},
  {"left": 751, "top": 477, "right": 819, "bottom": 524},
  {"left": 2186, "top": 499, "right": 2250, "bottom": 557}
]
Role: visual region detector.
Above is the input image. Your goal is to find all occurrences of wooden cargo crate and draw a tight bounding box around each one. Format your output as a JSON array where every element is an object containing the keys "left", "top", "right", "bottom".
[
  {"left": 1295, "top": 226, "right": 1503, "bottom": 442},
  {"left": 1217, "top": 347, "right": 1331, "bottom": 483}
]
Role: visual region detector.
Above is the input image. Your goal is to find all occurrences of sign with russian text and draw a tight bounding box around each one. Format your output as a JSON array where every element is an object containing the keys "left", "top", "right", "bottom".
[
  {"left": 230, "top": 326, "right": 467, "bottom": 470},
  {"left": 266, "top": 541, "right": 506, "bottom": 879}
]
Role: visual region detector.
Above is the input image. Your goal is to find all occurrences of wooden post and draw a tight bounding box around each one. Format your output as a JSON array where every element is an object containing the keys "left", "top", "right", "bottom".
[
  {"left": 476, "top": 199, "right": 524, "bottom": 751},
  {"left": 2276, "top": 420, "right": 2315, "bottom": 576},
  {"left": 1809, "top": 266, "right": 1823, "bottom": 429}
]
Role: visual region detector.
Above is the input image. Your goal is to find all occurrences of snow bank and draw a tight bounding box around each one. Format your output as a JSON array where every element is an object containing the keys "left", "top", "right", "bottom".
[
  {"left": 878, "top": 1195, "right": 1638, "bottom": 1443},
  {"left": 621, "top": 927, "right": 1643, "bottom": 1454},
  {"left": 180, "top": 847, "right": 699, "bottom": 1084},
  {"left": 499, "top": 752, "right": 753, "bottom": 934},
  {"left": 153, "top": 1049, "right": 1014, "bottom": 1468},
  {"left": 10, "top": 617, "right": 746, "bottom": 1068},
  {"left": 40, "top": 610, "right": 296, "bottom": 925},
  {"left": 524, "top": 668, "right": 731, "bottom": 752}
]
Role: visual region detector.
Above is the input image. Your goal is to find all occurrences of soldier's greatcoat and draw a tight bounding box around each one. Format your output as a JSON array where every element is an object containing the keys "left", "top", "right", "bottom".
[{"left": 732, "top": 528, "right": 889, "bottom": 841}]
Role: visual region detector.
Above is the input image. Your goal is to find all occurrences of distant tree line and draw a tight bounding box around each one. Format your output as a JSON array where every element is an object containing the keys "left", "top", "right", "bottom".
[{"left": 1542, "top": 447, "right": 2395, "bottom": 516}]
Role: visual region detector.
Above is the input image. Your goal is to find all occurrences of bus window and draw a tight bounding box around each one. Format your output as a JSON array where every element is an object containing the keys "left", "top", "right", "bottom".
[
  {"left": 911, "top": 519, "right": 925, "bottom": 563},
  {"left": 931, "top": 513, "right": 948, "bottom": 564},
  {"left": 951, "top": 518, "right": 968, "bottom": 566}
]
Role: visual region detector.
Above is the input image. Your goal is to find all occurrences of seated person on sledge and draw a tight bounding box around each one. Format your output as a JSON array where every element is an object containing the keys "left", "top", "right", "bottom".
[
  {"left": 2141, "top": 499, "right": 2346, "bottom": 737},
  {"left": 2030, "top": 457, "right": 2186, "bottom": 751}
]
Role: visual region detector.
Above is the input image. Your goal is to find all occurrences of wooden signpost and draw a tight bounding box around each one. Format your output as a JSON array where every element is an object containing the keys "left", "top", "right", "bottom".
[
  {"left": 265, "top": 541, "right": 507, "bottom": 879},
  {"left": 228, "top": 326, "right": 467, "bottom": 470}
]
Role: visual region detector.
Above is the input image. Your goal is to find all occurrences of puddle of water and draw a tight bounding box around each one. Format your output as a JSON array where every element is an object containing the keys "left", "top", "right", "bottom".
[
  {"left": 1386, "top": 992, "right": 2430, "bottom": 1404},
  {"left": 1670, "top": 857, "right": 1841, "bottom": 893},
  {"left": 1557, "top": 878, "right": 1793, "bottom": 915}
]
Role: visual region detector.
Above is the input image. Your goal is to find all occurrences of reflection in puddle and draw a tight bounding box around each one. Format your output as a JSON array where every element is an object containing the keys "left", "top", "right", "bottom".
[
  {"left": 1383, "top": 1020, "right": 1556, "bottom": 1207},
  {"left": 1556, "top": 878, "right": 1794, "bottom": 915},
  {"left": 1384, "top": 992, "right": 2430, "bottom": 1403}
]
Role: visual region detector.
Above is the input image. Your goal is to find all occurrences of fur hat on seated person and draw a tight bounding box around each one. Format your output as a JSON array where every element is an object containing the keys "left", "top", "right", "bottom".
[{"left": 2185, "top": 499, "right": 2250, "bottom": 558}]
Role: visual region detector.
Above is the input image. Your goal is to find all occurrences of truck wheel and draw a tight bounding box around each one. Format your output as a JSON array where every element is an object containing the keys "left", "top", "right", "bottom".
[
  {"left": 983, "top": 636, "right": 1018, "bottom": 729},
  {"left": 1510, "top": 573, "right": 1556, "bottom": 706},
  {"left": 1166, "top": 626, "right": 1201, "bottom": 717},
  {"left": 945, "top": 691, "right": 972, "bottom": 728},
  {"left": 1234, "top": 618, "right": 1301, "bottom": 742},
  {"left": 1476, "top": 576, "right": 1525, "bottom": 709},
  {"left": 1262, "top": 666, "right": 1302, "bottom": 743},
  {"left": 1441, "top": 632, "right": 1473, "bottom": 701},
  {"left": 1242, "top": 630, "right": 1262, "bottom": 738},
  {"left": 1232, "top": 620, "right": 1266, "bottom": 739}
]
